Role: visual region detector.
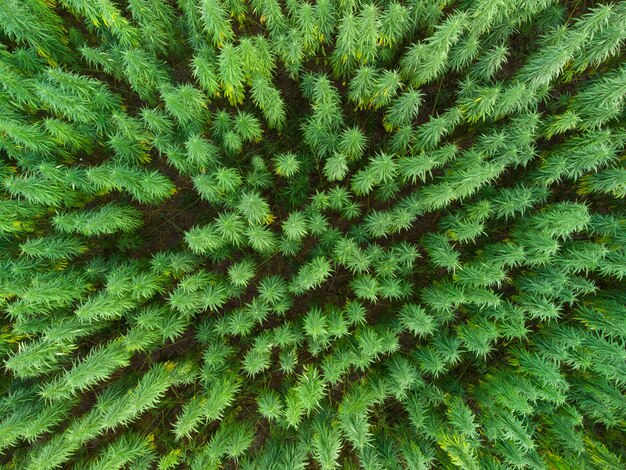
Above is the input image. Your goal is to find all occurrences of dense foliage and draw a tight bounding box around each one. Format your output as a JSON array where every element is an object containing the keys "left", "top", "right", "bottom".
[{"left": 1, "top": 0, "right": 625, "bottom": 468}]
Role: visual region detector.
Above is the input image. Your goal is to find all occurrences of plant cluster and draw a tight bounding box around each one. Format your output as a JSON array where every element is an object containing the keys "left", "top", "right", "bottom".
[{"left": 0, "top": 0, "right": 625, "bottom": 469}]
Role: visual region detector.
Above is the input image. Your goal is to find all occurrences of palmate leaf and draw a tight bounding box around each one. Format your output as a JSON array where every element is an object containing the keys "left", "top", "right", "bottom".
[
  {"left": 225, "top": 421, "right": 255, "bottom": 460},
  {"left": 246, "top": 224, "right": 278, "bottom": 254},
  {"left": 284, "top": 389, "right": 305, "bottom": 429},
  {"left": 199, "top": 0, "right": 234, "bottom": 47},
  {"left": 193, "top": 169, "right": 242, "bottom": 202},
  {"left": 161, "top": 84, "right": 207, "bottom": 125},
  {"left": 0, "top": 396, "right": 75, "bottom": 454},
  {"left": 257, "top": 389, "right": 284, "bottom": 421},
  {"left": 192, "top": 47, "right": 220, "bottom": 97},
  {"left": 242, "top": 340, "right": 272, "bottom": 377},
  {"left": 174, "top": 394, "right": 205, "bottom": 440},
  {"left": 437, "top": 432, "right": 480, "bottom": 470},
  {"left": 86, "top": 163, "right": 175, "bottom": 204},
  {"left": 282, "top": 211, "right": 308, "bottom": 241},
  {"left": 303, "top": 306, "right": 329, "bottom": 344},
  {"left": 202, "top": 282, "right": 229, "bottom": 312},
  {"left": 75, "top": 292, "right": 136, "bottom": 322},
  {"left": 279, "top": 347, "right": 298, "bottom": 375},
  {"left": 457, "top": 319, "right": 499, "bottom": 360},
  {"left": 238, "top": 190, "right": 272, "bottom": 225},
  {"left": 351, "top": 169, "right": 377, "bottom": 196},
  {"left": 4, "top": 173, "right": 71, "bottom": 206},
  {"left": 85, "top": 432, "right": 154, "bottom": 470},
  {"left": 449, "top": 35, "right": 480, "bottom": 72},
  {"left": 42, "top": 117, "right": 91, "bottom": 152},
  {"left": 400, "top": 12, "right": 467, "bottom": 86},
  {"left": 248, "top": 156, "right": 274, "bottom": 188},
  {"left": 351, "top": 274, "right": 379, "bottom": 302},
  {"left": 205, "top": 375, "right": 241, "bottom": 421},
  {"left": 384, "top": 88, "right": 423, "bottom": 130},
  {"left": 274, "top": 29, "right": 305, "bottom": 78},
  {"left": 258, "top": 275, "right": 288, "bottom": 306},
  {"left": 238, "top": 37, "right": 275, "bottom": 82},
  {"left": 348, "top": 65, "right": 376, "bottom": 109},
  {"left": 223, "top": 130, "right": 243, "bottom": 154},
  {"left": 214, "top": 211, "right": 246, "bottom": 246},
  {"left": 296, "top": 365, "right": 326, "bottom": 415},
  {"left": 185, "top": 133, "right": 218, "bottom": 170},
  {"left": 414, "top": 108, "right": 462, "bottom": 151},
  {"left": 454, "top": 262, "right": 507, "bottom": 288},
  {"left": 399, "top": 304, "right": 436, "bottom": 338},
  {"left": 471, "top": 44, "right": 509, "bottom": 81},
  {"left": 598, "top": 250, "right": 626, "bottom": 280},
  {"left": 289, "top": 256, "right": 333, "bottom": 294},
  {"left": 122, "top": 47, "right": 168, "bottom": 101},
  {"left": 234, "top": 111, "right": 263, "bottom": 142},
  {"left": 4, "top": 338, "right": 74, "bottom": 379},
  {"left": 227, "top": 258, "right": 256, "bottom": 287},
  {"left": 251, "top": 77, "right": 286, "bottom": 129},
  {"left": 280, "top": 235, "right": 308, "bottom": 256},
  {"left": 39, "top": 339, "right": 131, "bottom": 401},
  {"left": 324, "top": 152, "right": 349, "bottom": 182},
  {"left": 20, "top": 235, "right": 86, "bottom": 260},
  {"left": 530, "top": 202, "right": 591, "bottom": 239},
  {"left": 184, "top": 225, "right": 225, "bottom": 254},
  {"left": 273, "top": 152, "right": 301, "bottom": 177},
  {"left": 219, "top": 43, "right": 245, "bottom": 106},
  {"left": 579, "top": 168, "right": 626, "bottom": 198},
  {"left": 141, "top": 107, "right": 174, "bottom": 136},
  {"left": 312, "top": 416, "right": 343, "bottom": 470},
  {"left": 331, "top": 12, "right": 359, "bottom": 78},
  {"left": 371, "top": 70, "right": 401, "bottom": 109}
]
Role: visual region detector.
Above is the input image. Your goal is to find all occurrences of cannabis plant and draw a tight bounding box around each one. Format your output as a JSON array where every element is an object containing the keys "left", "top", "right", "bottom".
[{"left": 0, "top": 0, "right": 625, "bottom": 469}]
